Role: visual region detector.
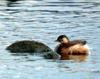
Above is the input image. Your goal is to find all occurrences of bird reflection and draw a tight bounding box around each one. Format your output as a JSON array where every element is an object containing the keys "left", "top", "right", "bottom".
[{"left": 67, "top": 55, "right": 88, "bottom": 62}]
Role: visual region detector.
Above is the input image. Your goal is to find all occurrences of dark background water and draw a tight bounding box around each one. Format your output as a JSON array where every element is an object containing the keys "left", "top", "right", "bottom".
[{"left": 0, "top": 0, "right": 100, "bottom": 79}]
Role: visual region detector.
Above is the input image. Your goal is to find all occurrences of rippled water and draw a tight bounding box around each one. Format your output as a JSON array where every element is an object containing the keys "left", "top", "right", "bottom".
[{"left": 0, "top": 0, "right": 100, "bottom": 79}]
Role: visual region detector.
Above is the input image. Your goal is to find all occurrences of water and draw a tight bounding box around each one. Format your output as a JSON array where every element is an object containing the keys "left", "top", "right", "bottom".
[{"left": 0, "top": 0, "right": 100, "bottom": 79}]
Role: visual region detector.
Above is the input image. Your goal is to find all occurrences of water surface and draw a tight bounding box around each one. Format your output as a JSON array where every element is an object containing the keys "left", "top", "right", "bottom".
[{"left": 0, "top": 0, "right": 100, "bottom": 79}]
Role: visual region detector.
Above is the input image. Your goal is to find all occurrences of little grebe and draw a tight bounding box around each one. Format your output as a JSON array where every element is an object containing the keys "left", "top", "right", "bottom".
[{"left": 55, "top": 35, "right": 89, "bottom": 60}]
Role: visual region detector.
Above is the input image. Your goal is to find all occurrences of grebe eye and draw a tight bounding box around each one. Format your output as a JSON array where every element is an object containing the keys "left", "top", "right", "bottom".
[{"left": 61, "top": 40, "right": 63, "bottom": 42}]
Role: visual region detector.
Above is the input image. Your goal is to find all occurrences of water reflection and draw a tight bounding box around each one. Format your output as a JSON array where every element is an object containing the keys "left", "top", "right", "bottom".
[{"left": 6, "top": 0, "right": 18, "bottom": 7}]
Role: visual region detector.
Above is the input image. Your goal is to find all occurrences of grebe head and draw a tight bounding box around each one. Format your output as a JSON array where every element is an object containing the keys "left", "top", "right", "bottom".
[{"left": 56, "top": 35, "right": 69, "bottom": 44}]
